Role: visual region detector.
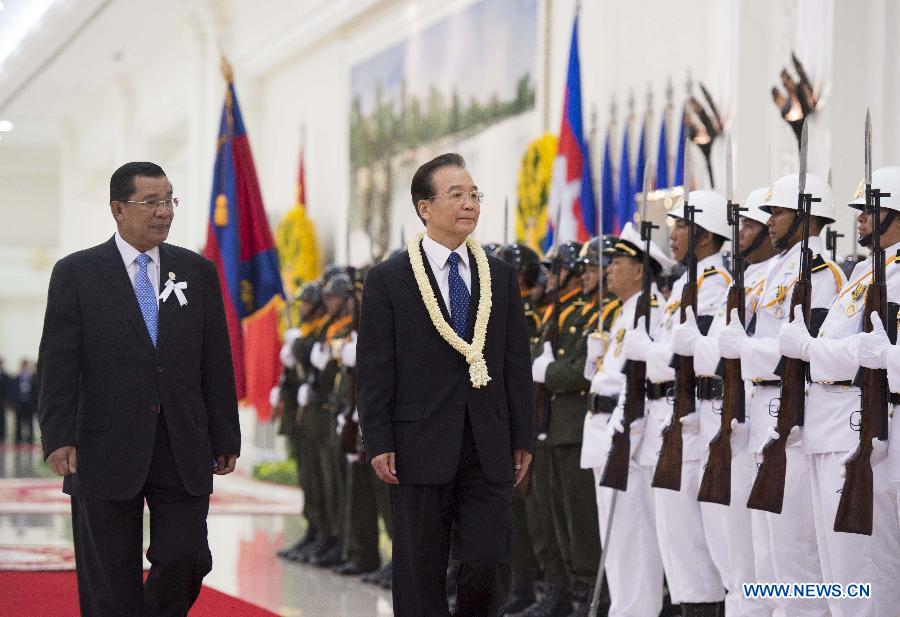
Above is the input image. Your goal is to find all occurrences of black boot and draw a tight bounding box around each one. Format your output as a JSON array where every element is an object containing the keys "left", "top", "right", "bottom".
[
  {"left": 501, "top": 587, "right": 536, "bottom": 615},
  {"left": 508, "top": 583, "right": 571, "bottom": 617},
  {"left": 277, "top": 525, "right": 317, "bottom": 558}
]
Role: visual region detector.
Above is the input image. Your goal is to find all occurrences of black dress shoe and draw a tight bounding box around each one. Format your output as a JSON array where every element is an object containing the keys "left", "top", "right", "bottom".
[
  {"left": 378, "top": 562, "right": 393, "bottom": 589},
  {"left": 333, "top": 561, "right": 379, "bottom": 576},
  {"left": 277, "top": 527, "right": 318, "bottom": 558},
  {"left": 311, "top": 543, "right": 344, "bottom": 568}
]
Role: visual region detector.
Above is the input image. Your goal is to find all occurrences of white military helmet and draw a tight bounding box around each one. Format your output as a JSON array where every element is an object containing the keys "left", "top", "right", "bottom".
[
  {"left": 758, "top": 173, "right": 835, "bottom": 224},
  {"left": 606, "top": 222, "right": 677, "bottom": 274},
  {"left": 848, "top": 166, "right": 900, "bottom": 212},
  {"left": 668, "top": 190, "right": 731, "bottom": 239},
  {"left": 741, "top": 188, "right": 770, "bottom": 225}
]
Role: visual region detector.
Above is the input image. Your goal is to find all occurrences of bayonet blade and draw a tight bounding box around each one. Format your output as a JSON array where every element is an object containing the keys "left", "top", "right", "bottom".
[
  {"left": 865, "top": 108, "right": 872, "bottom": 186},
  {"left": 640, "top": 162, "right": 651, "bottom": 223},
  {"left": 799, "top": 120, "right": 808, "bottom": 194},
  {"left": 725, "top": 134, "right": 734, "bottom": 204},
  {"left": 682, "top": 111, "right": 691, "bottom": 192}
]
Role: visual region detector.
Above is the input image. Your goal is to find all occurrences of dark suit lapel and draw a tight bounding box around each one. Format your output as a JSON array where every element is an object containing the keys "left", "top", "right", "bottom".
[
  {"left": 464, "top": 247, "right": 480, "bottom": 343},
  {"left": 417, "top": 242, "right": 453, "bottom": 324},
  {"left": 97, "top": 237, "right": 156, "bottom": 354},
  {"left": 155, "top": 243, "right": 180, "bottom": 355}
]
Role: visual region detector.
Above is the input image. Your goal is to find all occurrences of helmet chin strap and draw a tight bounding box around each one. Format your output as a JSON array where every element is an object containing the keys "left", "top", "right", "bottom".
[
  {"left": 858, "top": 209, "right": 897, "bottom": 248},
  {"left": 774, "top": 211, "right": 804, "bottom": 252},
  {"left": 738, "top": 226, "right": 769, "bottom": 261}
]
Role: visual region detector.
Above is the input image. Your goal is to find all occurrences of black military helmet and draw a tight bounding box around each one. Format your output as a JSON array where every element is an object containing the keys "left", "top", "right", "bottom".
[
  {"left": 497, "top": 243, "right": 541, "bottom": 287},
  {"left": 481, "top": 242, "right": 503, "bottom": 257},
  {"left": 296, "top": 281, "right": 322, "bottom": 305},
  {"left": 321, "top": 264, "right": 347, "bottom": 284},
  {"left": 578, "top": 235, "right": 618, "bottom": 267},
  {"left": 542, "top": 240, "right": 583, "bottom": 270},
  {"left": 322, "top": 273, "right": 354, "bottom": 298}
]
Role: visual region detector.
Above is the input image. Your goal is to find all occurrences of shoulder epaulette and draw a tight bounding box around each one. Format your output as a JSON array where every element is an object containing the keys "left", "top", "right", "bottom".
[
  {"left": 698, "top": 266, "right": 732, "bottom": 287},
  {"left": 811, "top": 254, "right": 845, "bottom": 290},
  {"left": 650, "top": 293, "right": 659, "bottom": 308},
  {"left": 810, "top": 254, "right": 827, "bottom": 272},
  {"left": 703, "top": 265, "right": 718, "bottom": 274}
]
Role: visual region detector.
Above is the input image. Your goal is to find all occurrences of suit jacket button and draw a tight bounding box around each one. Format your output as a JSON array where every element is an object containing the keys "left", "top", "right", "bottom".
[
  {"left": 156, "top": 366, "right": 165, "bottom": 373},
  {"left": 150, "top": 404, "right": 160, "bottom": 414}
]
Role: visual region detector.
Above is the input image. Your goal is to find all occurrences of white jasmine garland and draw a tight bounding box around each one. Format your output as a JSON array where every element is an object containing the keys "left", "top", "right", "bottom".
[{"left": 407, "top": 232, "right": 492, "bottom": 388}]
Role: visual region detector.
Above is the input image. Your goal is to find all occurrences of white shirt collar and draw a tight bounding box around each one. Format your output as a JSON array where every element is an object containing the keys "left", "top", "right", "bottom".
[
  {"left": 114, "top": 232, "right": 160, "bottom": 267},
  {"left": 422, "top": 233, "right": 469, "bottom": 269}
]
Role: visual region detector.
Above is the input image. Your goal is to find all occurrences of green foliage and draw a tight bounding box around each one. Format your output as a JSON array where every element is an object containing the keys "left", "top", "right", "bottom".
[{"left": 252, "top": 459, "right": 297, "bottom": 486}]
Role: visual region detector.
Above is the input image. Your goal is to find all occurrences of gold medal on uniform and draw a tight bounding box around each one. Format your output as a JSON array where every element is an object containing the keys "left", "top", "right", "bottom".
[
  {"left": 775, "top": 306, "right": 784, "bottom": 319},
  {"left": 614, "top": 329, "right": 625, "bottom": 357},
  {"left": 846, "top": 302, "right": 857, "bottom": 317},
  {"left": 851, "top": 284, "right": 867, "bottom": 302}
]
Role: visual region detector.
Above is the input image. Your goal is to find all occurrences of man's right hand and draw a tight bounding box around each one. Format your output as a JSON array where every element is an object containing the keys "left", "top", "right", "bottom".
[
  {"left": 47, "top": 446, "right": 77, "bottom": 476},
  {"left": 371, "top": 451, "right": 399, "bottom": 484}
]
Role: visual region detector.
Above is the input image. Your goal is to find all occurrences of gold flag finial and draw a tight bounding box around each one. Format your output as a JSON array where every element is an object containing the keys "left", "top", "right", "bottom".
[{"left": 220, "top": 54, "right": 234, "bottom": 84}]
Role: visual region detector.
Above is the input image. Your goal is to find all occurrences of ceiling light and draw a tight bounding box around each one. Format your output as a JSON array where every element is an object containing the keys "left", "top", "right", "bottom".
[{"left": 0, "top": 121, "right": 12, "bottom": 132}]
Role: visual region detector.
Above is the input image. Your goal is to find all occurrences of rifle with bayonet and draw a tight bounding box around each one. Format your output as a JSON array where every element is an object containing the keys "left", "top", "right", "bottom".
[
  {"left": 834, "top": 110, "right": 891, "bottom": 535},
  {"left": 653, "top": 142, "right": 700, "bottom": 491},
  {"left": 338, "top": 268, "right": 362, "bottom": 456},
  {"left": 698, "top": 136, "right": 746, "bottom": 505},
  {"left": 747, "top": 120, "right": 816, "bottom": 513},
  {"left": 600, "top": 165, "right": 656, "bottom": 491}
]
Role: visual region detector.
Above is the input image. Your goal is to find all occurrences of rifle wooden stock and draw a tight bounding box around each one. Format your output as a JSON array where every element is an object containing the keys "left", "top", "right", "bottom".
[
  {"left": 698, "top": 286, "right": 745, "bottom": 505},
  {"left": 599, "top": 359, "right": 645, "bottom": 490},
  {"left": 652, "top": 284, "right": 697, "bottom": 491},
  {"left": 747, "top": 281, "right": 811, "bottom": 513},
  {"left": 834, "top": 285, "right": 888, "bottom": 535}
]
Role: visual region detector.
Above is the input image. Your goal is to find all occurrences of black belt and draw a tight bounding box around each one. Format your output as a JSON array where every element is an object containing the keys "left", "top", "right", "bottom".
[
  {"left": 696, "top": 376, "right": 723, "bottom": 401},
  {"left": 589, "top": 394, "right": 618, "bottom": 415},
  {"left": 831, "top": 380, "right": 853, "bottom": 387},
  {"left": 891, "top": 393, "right": 900, "bottom": 406},
  {"left": 753, "top": 380, "right": 780, "bottom": 388},
  {"left": 646, "top": 381, "right": 674, "bottom": 400}
]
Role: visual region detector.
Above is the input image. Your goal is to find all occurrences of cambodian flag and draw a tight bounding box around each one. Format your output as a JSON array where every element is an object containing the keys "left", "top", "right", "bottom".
[
  {"left": 204, "top": 68, "right": 284, "bottom": 417},
  {"left": 547, "top": 14, "right": 595, "bottom": 248}
]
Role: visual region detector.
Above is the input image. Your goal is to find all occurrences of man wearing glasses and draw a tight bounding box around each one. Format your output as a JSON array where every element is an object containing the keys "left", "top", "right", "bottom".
[
  {"left": 358, "top": 153, "right": 534, "bottom": 616},
  {"left": 37, "top": 161, "right": 240, "bottom": 616}
]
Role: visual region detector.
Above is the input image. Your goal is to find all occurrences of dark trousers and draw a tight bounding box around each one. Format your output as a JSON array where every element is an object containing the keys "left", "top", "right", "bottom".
[
  {"left": 14, "top": 403, "right": 34, "bottom": 444},
  {"left": 391, "top": 415, "right": 512, "bottom": 617},
  {"left": 71, "top": 413, "right": 212, "bottom": 617}
]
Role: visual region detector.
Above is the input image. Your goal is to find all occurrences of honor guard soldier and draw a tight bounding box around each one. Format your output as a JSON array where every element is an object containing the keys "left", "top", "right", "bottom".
[
  {"left": 783, "top": 167, "right": 900, "bottom": 617},
  {"left": 527, "top": 240, "right": 597, "bottom": 617},
  {"left": 583, "top": 222, "right": 674, "bottom": 617},
  {"left": 496, "top": 242, "right": 547, "bottom": 614},
  {"left": 622, "top": 190, "right": 732, "bottom": 616},
  {"left": 718, "top": 173, "right": 843, "bottom": 617},
  {"left": 672, "top": 189, "right": 779, "bottom": 617}
]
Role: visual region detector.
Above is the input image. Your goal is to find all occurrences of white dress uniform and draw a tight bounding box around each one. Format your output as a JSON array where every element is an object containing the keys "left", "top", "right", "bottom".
[
  {"left": 691, "top": 257, "right": 774, "bottom": 617},
  {"left": 800, "top": 241, "right": 900, "bottom": 617},
  {"left": 736, "top": 234, "right": 841, "bottom": 617},
  {"left": 644, "top": 250, "right": 731, "bottom": 605},
  {"left": 583, "top": 283, "right": 665, "bottom": 617},
  {"left": 884, "top": 345, "right": 900, "bottom": 526}
]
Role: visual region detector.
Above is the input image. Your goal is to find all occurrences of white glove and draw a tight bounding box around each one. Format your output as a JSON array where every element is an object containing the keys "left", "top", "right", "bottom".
[
  {"left": 778, "top": 305, "right": 813, "bottom": 361},
  {"left": 269, "top": 385, "right": 281, "bottom": 408},
  {"left": 336, "top": 412, "right": 346, "bottom": 436},
  {"left": 589, "top": 370, "right": 605, "bottom": 395},
  {"left": 280, "top": 341, "right": 297, "bottom": 368},
  {"left": 606, "top": 415, "right": 625, "bottom": 437},
  {"left": 856, "top": 312, "right": 892, "bottom": 370},
  {"left": 839, "top": 438, "right": 888, "bottom": 478},
  {"left": 671, "top": 306, "right": 702, "bottom": 356},
  {"left": 297, "top": 383, "right": 311, "bottom": 407},
  {"left": 532, "top": 341, "right": 554, "bottom": 384},
  {"left": 759, "top": 425, "right": 801, "bottom": 454},
  {"left": 310, "top": 341, "right": 330, "bottom": 371},
  {"left": 341, "top": 332, "right": 358, "bottom": 368},
  {"left": 623, "top": 318, "right": 652, "bottom": 362},
  {"left": 729, "top": 418, "right": 750, "bottom": 451},
  {"left": 679, "top": 411, "right": 700, "bottom": 435},
  {"left": 658, "top": 411, "right": 675, "bottom": 439},
  {"left": 718, "top": 309, "right": 748, "bottom": 359},
  {"left": 585, "top": 334, "right": 607, "bottom": 379}
]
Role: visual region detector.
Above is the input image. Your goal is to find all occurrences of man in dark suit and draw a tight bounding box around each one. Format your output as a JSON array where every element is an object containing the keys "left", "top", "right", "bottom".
[
  {"left": 357, "top": 153, "right": 534, "bottom": 616},
  {"left": 37, "top": 162, "right": 240, "bottom": 617},
  {"left": 14, "top": 359, "right": 36, "bottom": 444}
]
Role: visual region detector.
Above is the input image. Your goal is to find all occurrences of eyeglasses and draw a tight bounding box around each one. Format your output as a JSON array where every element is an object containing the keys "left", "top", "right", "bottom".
[
  {"left": 124, "top": 197, "right": 180, "bottom": 210},
  {"left": 428, "top": 190, "right": 484, "bottom": 206}
]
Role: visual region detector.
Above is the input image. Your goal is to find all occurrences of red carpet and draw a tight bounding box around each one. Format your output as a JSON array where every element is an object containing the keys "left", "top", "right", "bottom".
[{"left": 0, "top": 571, "right": 280, "bottom": 616}]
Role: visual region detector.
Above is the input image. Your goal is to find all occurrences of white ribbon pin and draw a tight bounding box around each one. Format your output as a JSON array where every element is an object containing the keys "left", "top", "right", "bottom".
[{"left": 159, "top": 272, "right": 188, "bottom": 306}]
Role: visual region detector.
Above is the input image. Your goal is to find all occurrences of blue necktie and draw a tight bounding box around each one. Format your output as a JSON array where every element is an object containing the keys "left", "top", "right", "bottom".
[
  {"left": 447, "top": 252, "right": 470, "bottom": 339},
  {"left": 135, "top": 253, "right": 158, "bottom": 346}
]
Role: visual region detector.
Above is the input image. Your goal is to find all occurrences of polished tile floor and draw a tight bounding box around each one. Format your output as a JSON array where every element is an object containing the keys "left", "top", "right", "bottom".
[{"left": 0, "top": 441, "right": 394, "bottom": 616}]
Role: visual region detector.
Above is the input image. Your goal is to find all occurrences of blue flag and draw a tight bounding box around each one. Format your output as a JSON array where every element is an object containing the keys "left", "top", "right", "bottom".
[
  {"left": 655, "top": 112, "right": 669, "bottom": 189},
  {"left": 600, "top": 130, "right": 616, "bottom": 235},
  {"left": 632, "top": 117, "right": 646, "bottom": 219},
  {"left": 673, "top": 107, "right": 687, "bottom": 187},
  {"left": 615, "top": 124, "right": 632, "bottom": 233}
]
